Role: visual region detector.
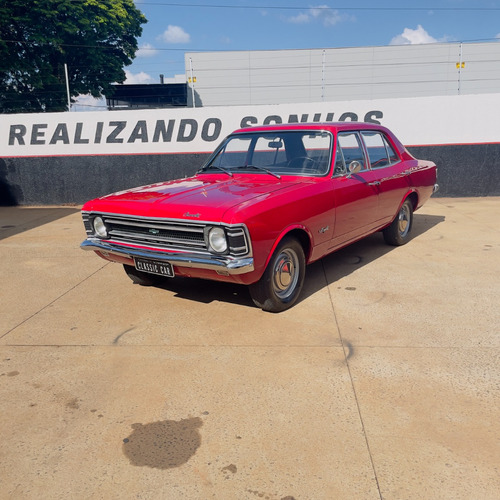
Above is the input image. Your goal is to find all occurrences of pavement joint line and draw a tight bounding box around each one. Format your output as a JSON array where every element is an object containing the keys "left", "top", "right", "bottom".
[
  {"left": 322, "top": 258, "right": 384, "bottom": 500},
  {"left": 0, "top": 262, "right": 110, "bottom": 341},
  {"left": 0, "top": 344, "right": 344, "bottom": 348},
  {"left": 1, "top": 344, "right": 493, "bottom": 349}
]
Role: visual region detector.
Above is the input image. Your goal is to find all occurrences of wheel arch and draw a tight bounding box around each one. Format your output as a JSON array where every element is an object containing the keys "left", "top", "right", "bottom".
[
  {"left": 406, "top": 190, "right": 419, "bottom": 211},
  {"left": 265, "top": 226, "right": 312, "bottom": 269}
]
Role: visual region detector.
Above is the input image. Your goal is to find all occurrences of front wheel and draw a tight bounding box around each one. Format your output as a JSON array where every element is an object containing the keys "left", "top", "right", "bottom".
[
  {"left": 383, "top": 199, "right": 414, "bottom": 246},
  {"left": 249, "top": 237, "right": 306, "bottom": 312}
]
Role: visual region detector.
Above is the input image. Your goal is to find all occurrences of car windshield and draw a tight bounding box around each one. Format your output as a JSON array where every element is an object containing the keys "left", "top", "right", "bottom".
[{"left": 200, "top": 130, "right": 332, "bottom": 177}]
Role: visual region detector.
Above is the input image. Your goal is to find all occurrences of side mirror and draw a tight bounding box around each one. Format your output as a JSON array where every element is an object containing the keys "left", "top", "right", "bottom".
[{"left": 348, "top": 161, "right": 362, "bottom": 176}]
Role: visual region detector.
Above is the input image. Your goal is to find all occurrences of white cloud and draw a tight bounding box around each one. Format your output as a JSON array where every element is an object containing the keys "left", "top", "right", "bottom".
[
  {"left": 289, "top": 12, "right": 311, "bottom": 24},
  {"left": 72, "top": 94, "right": 107, "bottom": 112},
  {"left": 124, "top": 70, "right": 154, "bottom": 84},
  {"left": 159, "top": 25, "right": 191, "bottom": 44},
  {"left": 390, "top": 25, "right": 438, "bottom": 45},
  {"left": 288, "top": 5, "right": 343, "bottom": 26},
  {"left": 310, "top": 5, "right": 342, "bottom": 26},
  {"left": 137, "top": 43, "right": 158, "bottom": 58}
]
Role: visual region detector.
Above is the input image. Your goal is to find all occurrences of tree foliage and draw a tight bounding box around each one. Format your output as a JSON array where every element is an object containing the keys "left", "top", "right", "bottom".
[{"left": 0, "top": 0, "right": 147, "bottom": 113}]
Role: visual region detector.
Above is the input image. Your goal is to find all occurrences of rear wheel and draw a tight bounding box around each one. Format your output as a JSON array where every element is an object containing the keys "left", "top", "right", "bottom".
[
  {"left": 123, "top": 264, "right": 159, "bottom": 286},
  {"left": 383, "top": 199, "right": 413, "bottom": 246},
  {"left": 249, "top": 237, "right": 305, "bottom": 312}
]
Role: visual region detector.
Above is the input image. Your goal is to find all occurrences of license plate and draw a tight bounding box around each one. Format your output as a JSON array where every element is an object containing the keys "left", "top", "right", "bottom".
[{"left": 134, "top": 258, "right": 174, "bottom": 278}]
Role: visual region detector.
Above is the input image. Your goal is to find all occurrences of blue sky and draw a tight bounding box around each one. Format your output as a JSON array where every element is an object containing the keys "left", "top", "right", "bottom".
[{"left": 75, "top": 0, "right": 500, "bottom": 108}]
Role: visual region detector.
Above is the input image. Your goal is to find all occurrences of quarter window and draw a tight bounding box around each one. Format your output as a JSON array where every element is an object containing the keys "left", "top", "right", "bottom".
[
  {"left": 362, "top": 131, "right": 400, "bottom": 168},
  {"left": 383, "top": 135, "right": 399, "bottom": 164}
]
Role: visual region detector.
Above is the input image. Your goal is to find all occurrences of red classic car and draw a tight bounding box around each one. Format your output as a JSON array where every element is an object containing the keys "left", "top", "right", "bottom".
[{"left": 81, "top": 122, "right": 437, "bottom": 312}]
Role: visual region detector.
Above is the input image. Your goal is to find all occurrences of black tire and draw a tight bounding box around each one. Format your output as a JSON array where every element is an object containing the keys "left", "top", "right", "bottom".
[
  {"left": 123, "top": 264, "right": 159, "bottom": 286},
  {"left": 383, "top": 199, "right": 414, "bottom": 246},
  {"left": 249, "top": 237, "right": 306, "bottom": 312}
]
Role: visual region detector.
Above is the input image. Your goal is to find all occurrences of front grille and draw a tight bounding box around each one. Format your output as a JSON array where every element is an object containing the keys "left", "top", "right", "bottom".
[{"left": 82, "top": 212, "right": 250, "bottom": 257}]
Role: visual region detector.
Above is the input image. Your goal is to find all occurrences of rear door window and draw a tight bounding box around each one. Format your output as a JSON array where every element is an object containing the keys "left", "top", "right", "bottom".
[{"left": 362, "top": 131, "right": 400, "bottom": 168}]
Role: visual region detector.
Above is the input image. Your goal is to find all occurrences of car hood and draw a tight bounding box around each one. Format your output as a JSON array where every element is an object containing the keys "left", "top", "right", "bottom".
[{"left": 83, "top": 174, "right": 303, "bottom": 221}]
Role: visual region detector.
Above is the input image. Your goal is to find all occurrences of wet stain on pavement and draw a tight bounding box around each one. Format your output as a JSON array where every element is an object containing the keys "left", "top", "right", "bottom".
[
  {"left": 123, "top": 417, "right": 203, "bottom": 469},
  {"left": 247, "top": 490, "right": 296, "bottom": 500},
  {"left": 113, "top": 326, "right": 137, "bottom": 344},
  {"left": 66, "top": 398, "right": 80, "bottom": 410},
  {"left": 6, "top": 371, "right": 20, "bottom": 377},
  {"left": 221, "top": 463, "right": 237, "bottom": 479},
  {"left": 343, "top": 340, "right": 354, "bottom": 360},
  {"left": 222, "top": 464, "right": 237, "bottom": 474}
]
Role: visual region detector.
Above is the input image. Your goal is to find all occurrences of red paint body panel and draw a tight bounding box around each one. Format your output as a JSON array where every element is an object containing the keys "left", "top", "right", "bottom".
[{"left": 81, "top": 123, "right": 437, "bottom": 289}]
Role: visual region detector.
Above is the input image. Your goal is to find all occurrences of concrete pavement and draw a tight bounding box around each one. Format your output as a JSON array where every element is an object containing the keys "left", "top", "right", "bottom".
[{"left": 0, "top": 198, "right": 499, "bottom": 499}]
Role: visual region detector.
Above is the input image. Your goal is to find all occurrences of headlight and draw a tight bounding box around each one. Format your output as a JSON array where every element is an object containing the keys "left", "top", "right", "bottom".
[
  {"left": 93, "top": 216, "right": 108, "bottom": 238},
  {"left": 208, "top": 227, "right": 227, "bottom": 253}
]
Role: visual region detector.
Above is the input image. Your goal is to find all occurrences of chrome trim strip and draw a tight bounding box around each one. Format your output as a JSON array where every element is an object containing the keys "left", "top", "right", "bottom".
[
  {"left": 103, "top": 217, "right": 205, "bottom": 233},
  {"left": 110, "top": 230, "right": 205, "bottom": 247},
  {"left": 81, "top": 239, "right": 254, "bottom": 275}
]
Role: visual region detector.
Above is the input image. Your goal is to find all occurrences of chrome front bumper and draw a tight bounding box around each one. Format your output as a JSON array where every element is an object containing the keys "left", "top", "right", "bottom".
[{"left": 81, "top": 239, "right": 254, "bottom": 276}]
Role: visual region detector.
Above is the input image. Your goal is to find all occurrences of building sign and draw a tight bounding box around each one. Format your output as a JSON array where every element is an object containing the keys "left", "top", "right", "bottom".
[{"left": 1, "top": 94, "right": 500, "bottom": 158}]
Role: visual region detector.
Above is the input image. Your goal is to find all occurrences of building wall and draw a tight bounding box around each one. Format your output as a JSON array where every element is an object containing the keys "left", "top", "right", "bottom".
[
  {"left": 1, "top": 93, "right": 500, "bottom": 205},
  {"left": 185, "top": 42, "right": 500, "bottom": 106}
]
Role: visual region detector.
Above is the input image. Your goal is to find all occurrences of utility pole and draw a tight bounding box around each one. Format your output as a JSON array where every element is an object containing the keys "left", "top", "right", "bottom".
[
  {"left": 457, "top": 43, "right": 465, "bottom": 95},
  {"left": 64, "top": 63, "right": 71, "bottom": 111},
  {"left": 321, "top": 50, "right": 326, "bottom": 101},
  {"left": 189, "top": 58, "right": 196, "bottom": 108}
]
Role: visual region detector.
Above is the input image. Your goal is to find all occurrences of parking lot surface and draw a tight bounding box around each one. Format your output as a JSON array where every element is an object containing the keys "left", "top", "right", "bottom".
[{"left": 0, "top": 198, "right": 499, "bottom": 500}]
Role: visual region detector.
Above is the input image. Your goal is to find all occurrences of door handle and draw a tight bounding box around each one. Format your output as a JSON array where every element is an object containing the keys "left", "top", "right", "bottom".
[{"left": 368, "top": 181, "right": 381, "bottom": 186}]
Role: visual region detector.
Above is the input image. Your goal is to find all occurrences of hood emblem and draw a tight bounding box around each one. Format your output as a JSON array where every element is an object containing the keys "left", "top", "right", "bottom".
[{"left": 183, "top": 212, "right": 201, "bottom": 218}]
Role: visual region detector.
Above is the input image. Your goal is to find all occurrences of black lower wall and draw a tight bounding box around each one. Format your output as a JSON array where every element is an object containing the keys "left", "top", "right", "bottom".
[
  {"left": 0, "top": 153, "right": 210, "bottom": 205},
  {"left": 408, "top": 144, "right": 500, "bottom": 198},
  {"left": 1, "top": 143, "right": 499, "bottom": 205}
]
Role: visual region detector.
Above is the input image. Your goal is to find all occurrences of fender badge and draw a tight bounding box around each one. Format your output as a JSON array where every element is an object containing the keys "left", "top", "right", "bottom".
[{"left": 319, "top": 226, "right": 330, "bottom": 234}]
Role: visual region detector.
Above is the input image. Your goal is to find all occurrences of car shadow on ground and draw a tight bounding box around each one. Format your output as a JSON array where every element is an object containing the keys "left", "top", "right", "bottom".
[
  {"left": 153, "top": 213, "right": 446, "bottom": 311},
  {"left": 0, "top": 206, "right": 80, "bottom": 241}
]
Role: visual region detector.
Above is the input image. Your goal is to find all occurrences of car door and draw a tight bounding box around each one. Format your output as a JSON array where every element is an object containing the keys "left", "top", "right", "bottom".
[
  {"left": 329, "top": 131, "right": 381, "bottom": 249},
  {"left": 361, "top": 131, "right": 411, "bottom": 224}
]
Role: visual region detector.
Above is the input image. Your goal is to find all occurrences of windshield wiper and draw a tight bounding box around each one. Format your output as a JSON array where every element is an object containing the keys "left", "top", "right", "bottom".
[
  {"left": 233, "top": 165, "right": 281, "bottom": 179},
  {"left": 198, "top": 165, "right": 233, "bottom": 177}
]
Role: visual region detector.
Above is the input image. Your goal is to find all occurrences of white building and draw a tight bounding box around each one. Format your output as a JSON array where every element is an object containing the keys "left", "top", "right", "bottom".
[{"left": 185, "top": 41, "right": 500, "bottom": 107}]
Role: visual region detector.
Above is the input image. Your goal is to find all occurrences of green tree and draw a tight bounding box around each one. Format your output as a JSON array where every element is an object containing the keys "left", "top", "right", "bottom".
[{"left": 0, "top": 0, "right": 147, "bottom": 113}]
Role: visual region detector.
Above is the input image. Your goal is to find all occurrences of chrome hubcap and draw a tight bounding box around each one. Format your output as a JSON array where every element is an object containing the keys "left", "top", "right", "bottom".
[
  {"left": 398, "top": 203, "right": 411, "bottom": 237},
  {"left": 272, "top": 249, "right": 299, "bottom": 300}
]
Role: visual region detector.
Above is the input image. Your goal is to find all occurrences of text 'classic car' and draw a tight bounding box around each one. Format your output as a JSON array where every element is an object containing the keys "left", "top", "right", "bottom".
[{"left": 81, "top": 122, "right": 438, "bottom": 312}]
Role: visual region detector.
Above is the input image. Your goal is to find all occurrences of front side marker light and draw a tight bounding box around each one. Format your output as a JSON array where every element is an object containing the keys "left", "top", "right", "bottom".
[{"left": 208, "top": 227, "right": 228, "bottom": 253}]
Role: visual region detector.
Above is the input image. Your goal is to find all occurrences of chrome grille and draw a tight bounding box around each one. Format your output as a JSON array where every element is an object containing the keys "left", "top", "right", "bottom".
[{"left": 82, "top": 212, "right": 250, "bottom": 257}]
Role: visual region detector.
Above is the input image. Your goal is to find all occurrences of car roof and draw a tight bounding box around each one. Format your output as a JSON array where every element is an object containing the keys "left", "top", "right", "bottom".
[
  {"left": 230, "top": 122, "right": 408, "bottom": 157},
  {"left": 232, "top": 122, "right": 389, "bottom": 135}
]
